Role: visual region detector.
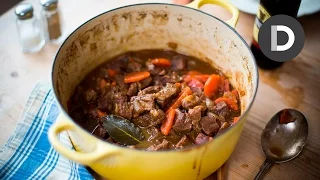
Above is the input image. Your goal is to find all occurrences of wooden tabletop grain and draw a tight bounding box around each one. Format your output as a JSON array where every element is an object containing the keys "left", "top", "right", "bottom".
[{"left": 0, "top": 0, "right": 319, "bottom": 180}]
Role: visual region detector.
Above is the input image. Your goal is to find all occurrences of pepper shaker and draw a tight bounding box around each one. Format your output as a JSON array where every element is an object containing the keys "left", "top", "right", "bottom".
[
  {"left": 15, "top": 3, "right": 45, "bottom": 53},
  {"left": 40, "top": 0, "right": 65, "bottom": 44}
]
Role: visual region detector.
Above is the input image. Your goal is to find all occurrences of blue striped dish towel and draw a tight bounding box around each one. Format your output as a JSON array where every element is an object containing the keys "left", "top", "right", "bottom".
[{"left": 0, "top": 83, "right": 94, "bottom": 180}]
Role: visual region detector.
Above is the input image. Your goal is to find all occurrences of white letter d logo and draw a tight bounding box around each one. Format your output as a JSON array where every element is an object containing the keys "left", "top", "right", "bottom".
[{"left": 271, "top": 25, "right": 295, "bottom": 51}]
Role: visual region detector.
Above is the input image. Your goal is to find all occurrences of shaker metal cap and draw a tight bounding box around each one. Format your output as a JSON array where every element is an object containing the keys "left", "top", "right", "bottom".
[
  {"left": 40, "top": 0, "right": 58, "bottom": 11},
  {"left": 15, "top": 3, "right": 33, "bottom": 20}
]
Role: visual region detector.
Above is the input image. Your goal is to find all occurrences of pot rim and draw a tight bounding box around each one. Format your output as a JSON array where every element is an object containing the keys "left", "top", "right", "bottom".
[{"left": 51, "top": 3, "right": 259, "bottom": 153}]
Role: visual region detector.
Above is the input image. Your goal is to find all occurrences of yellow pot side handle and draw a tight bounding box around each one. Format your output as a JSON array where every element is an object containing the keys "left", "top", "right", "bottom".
[
  {"left": 186, "top": 0, "right": 240, "bottom": 28},
  {"left": 48, "top": 114, "right": 120, "bottom": 165}
]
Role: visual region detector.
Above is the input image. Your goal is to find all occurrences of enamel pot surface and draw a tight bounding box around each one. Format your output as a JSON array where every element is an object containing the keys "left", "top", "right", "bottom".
[{"left": 49, "top": 0, "right": 258, "bottom": 179}]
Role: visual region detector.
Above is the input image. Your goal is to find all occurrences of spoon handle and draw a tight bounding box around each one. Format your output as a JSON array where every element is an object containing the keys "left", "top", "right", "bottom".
[{"left": 254, "top": 159, "right": 275, "bottom": 180}]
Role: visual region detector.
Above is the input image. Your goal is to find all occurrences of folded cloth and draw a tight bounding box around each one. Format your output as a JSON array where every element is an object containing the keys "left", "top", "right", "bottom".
[{"left": 0, "top": 83, "right": 94, "bottom": 180}]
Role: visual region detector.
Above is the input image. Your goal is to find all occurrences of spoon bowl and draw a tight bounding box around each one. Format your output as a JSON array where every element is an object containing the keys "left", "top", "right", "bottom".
[
  {"left": 254, "top": 109, "right": 308, "bottom": 180},
  {"left": 261, "top": 109, "right": 308, "bottom": 162}
]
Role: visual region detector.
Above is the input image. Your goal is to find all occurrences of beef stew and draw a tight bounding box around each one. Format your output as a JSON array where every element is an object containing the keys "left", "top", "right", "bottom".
[{"left": 68, "top": 50, "right": 241, "bottom": 151}]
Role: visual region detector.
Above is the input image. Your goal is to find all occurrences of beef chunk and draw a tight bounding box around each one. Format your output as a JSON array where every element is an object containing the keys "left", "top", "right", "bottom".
[
  {"left": 137, "top": 76, "right": 152, "bottom": 90},
  {"left": 171, "top": 71, "right": 182, "bottom": 81},
  {"left": 212, "top": 101, "right": 229, "bottom": 118},
  {"left": 138, "top": 86, "right": 161, "bottom": 96},
  {"left": 108, "top": 55, "right": 129, "bottom": 71},
  {"left": 200, "top": 113, "right": 220, "bottom": 135},
  {"left": 114, "top": 102, "right": 133, "bottom": 120},
  {"left": 127, "top": 83, "right": 138, "bottom": 97},
  {"left": 132, "top": 113, "right": 152, "bottom": 127},
  {"left": 181, "top": 94, "right": 201, "bottom": 109},
  {"left": 172, "top": 109, "right": 192, "bottom": 133},
  {"left": 153, "top": 72, "right": 181, "bottom": 86},
  {"left": 84, "top": 108, "right": 99, "bottom": 121},
  {"left": 132, "top": 109, "right": 166, "bottom": 127},
  {"left": 98, "top": 96, "right": 113, "bottom": 112},
  {"left": 166, "top": 128, "right": 181, "bottom": 141},
  {"left": 209, "top": 111, "right": 226, "bottom": 126},
  {"left": 188, "top": 106, "right": 202, "bottom": 124},
  {"left": 153, "top": 76, "right": 170, "bottom": 86},
  {"left": 149, "top": 109, "right": 166, "bottom": 125},
  {"left": 146, "top": 60, "right": 166, "bottom": 75},
  {"left": 175, "top": 135, "right": 190, "bottom": 148},
  {"left": 111, "top": 74, "right": 127, "bottom": 89},
  {"left": 84, "top": 89, "right": 97, "bottom": 102},
  {"left": 195, "top": 133, "right": 210, "bottom": 145},
  {"left": 113, "top": 92, "right": 132, "bottom": 119},
  {"left": 155, "top": 83, "right": 180, "bottom": 108},
  {"left": 147, "top": 127, "right": 160, "bottom": 141},
  {"left": 206, "top": 98, "right": 215, "bottom": 112},
  {"left": 98, "top": 85, "right": 119, "bottom": 112},
  {"left": 193, "top": 103, "right": 207, "bottom": 116},
  {"left": 171, "top": 55, "right": 186, "bottom": 70},
  {"left": 188, "top": 106, "right": 202, "bottom": 132},
  {"left": 189, "top": 86, "right": 201, "bottom": 96},
  {"left": 103, "top": 84, "right": 119, "bottom": 96},
  {"left": 131, "top": 94, "right": 155, "bottom": 117},
  {"left": 114, "top": 92, "right": 128, "bottom": 103},
  {"left": 146, "top": 139, "right": 169, "bottom": 151},
  {"left": 127, "top": 59, "right": 143, "bottom": 72}
]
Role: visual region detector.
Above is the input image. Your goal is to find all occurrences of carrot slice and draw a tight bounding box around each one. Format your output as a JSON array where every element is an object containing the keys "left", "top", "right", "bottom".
[
  {"left": 100, "top": 79, "right": 107, "bottom": 89},
  {"left": 151, "top": 58, "right": 171, "bottom": 67},
  {"left": 124, "top": 71, "right": 150, "bottom": 83},
  {"left": 167, "top": 87, "right": 193, "bottom": 111},
  {"left": 194, "top": 75, "right": 210, "bottom": 83},
  {"left": 188, "top": 71, "right": 202, "bottom": 75},
  {"left": 215, "top": 97, "right": 239, "bottom": 111},
  {"left": 182, "top": 75, "right": 192, "bottom": 82},
  {"left": 161, "top": 108, "right": 176, "bottom": 135},
  {"left": 231, "top": 89, "right": 239, "bottom": 100},
  {"left": 107, "top": 69, "right": 117, "bottom": 77},
  {"left": 111, "top": 82, "right": 116, "bottom": 86},
  {"left": 204, "top": 74, "right": 221, "bottom": 98},
  {"left": 174, "top": 82, "right": 181, "bottom": 88},
  {"left": 183, "top": 75, "right": 209, "bottom": 83},
  {"left": 97, "top": 110, "right": 107, "bottom": 118},
  {"left": 232, "top": 116, "right": 240, "bottom": 124}
]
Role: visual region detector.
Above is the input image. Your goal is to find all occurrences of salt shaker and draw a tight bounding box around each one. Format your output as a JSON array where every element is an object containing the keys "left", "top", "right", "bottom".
[
  {"left": 15, "top": 3, "right": 45, "bottom": 53},
  {"left": 40, "top": 0, "right": 65, "bottom": 44}
]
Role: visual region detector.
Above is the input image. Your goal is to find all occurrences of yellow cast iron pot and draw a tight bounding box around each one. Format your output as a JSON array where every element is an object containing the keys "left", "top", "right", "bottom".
[{"left": 48, "top": 0, "right": 259, "bottom": 179}]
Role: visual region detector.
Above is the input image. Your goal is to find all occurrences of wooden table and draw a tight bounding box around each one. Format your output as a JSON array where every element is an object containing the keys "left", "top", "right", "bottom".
[{"left": 1, "top": 0, "right": 319, "bottom": 179}]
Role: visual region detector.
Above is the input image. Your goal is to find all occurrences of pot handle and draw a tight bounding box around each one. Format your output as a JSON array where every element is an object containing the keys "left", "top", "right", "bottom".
[
  {"left": 186, "top": 0, "right": 240, "bottom": 28},
  {"left": 48, "top": 114, "right": 120, "bottom": 165}
]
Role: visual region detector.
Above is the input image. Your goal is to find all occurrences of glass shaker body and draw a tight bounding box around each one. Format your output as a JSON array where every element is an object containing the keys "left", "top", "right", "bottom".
[
  {"left": 41, "top": 5, "right": 65, "bottom": 44},
  {"left": 15, "top": 4, "right": 45, "bottom": 53}
]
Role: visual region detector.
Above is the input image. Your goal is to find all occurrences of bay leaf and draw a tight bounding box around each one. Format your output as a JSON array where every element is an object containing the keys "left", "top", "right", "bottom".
[{"left": 102, "top": 115, "right": 145, "bottom": 145}]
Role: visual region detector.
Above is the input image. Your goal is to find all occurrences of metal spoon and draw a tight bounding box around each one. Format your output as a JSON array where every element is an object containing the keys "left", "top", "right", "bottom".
[{"left": 254, "top": 109, "right": 308, "bottom": 180}]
